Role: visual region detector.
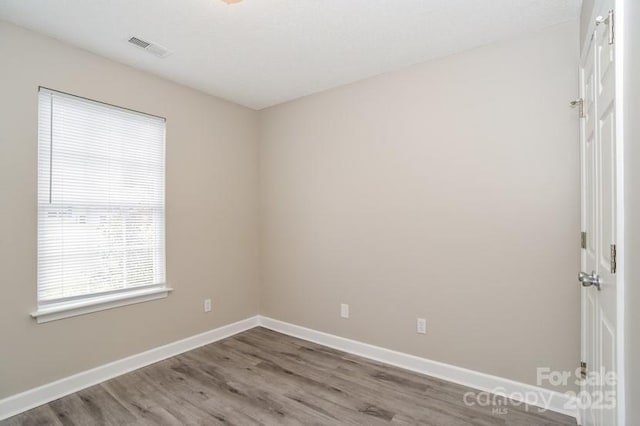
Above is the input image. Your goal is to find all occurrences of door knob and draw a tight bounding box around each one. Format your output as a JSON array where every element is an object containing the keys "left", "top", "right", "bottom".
[{"left": 579, "top": 271, "right": 601, "bottom": 290}]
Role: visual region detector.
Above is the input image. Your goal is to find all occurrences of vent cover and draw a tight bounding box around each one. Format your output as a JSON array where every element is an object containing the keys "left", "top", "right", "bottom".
[{"left": 127, "top": 36, "right": 171, "bottom": 58}]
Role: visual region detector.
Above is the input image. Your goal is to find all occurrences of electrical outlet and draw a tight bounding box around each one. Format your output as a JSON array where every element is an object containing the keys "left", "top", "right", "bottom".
[
  {"left": 416, "top": 318, "right": 427, "bottom": 334},
  {"left": 204, "top": 298, "right": 212, "bottom": 313},
  {"left": 340, "top": 303, "right": 350, "bottom": 319}
]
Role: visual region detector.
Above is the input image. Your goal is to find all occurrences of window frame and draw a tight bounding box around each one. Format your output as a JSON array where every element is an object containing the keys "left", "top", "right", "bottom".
[{"left": 31, "top": 87, "right": 171, "bottom": 323}]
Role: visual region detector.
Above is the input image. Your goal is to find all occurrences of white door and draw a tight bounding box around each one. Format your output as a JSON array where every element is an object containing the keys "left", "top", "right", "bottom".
[{"left": 579, "top": 1, "right": 618, "bottom": 425}]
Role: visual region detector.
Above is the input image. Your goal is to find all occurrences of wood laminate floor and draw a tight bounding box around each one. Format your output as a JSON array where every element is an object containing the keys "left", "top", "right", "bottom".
[{"left": 1, "top": 327, "right": 577, "bottom": 425}]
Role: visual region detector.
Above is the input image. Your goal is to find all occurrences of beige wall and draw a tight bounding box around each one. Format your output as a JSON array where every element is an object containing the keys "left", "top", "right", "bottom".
[
  {"left": 0, "top": 22, "right": 259, "bottom": 399},
  {"left": 1, "top": 17, "right": 583, "bottom": 401},
  {"left": 623, "top": 0, "right": 640, "bottom": 423},
  {"left": 259, "top": 22, "right": 580, "bottom": 390}
]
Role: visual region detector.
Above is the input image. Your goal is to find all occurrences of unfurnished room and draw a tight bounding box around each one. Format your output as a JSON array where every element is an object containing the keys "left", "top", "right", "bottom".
[{"left": 0, "top": 0, "right": 639, "bottom": 425}]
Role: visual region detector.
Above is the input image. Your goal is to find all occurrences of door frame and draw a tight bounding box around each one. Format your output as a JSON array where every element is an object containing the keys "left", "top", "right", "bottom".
[{"left": 579, "top": 0, "right": 626, "bottom": 424}]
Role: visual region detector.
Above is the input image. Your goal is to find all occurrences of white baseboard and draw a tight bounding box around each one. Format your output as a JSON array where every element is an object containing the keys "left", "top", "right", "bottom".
[
  {"left": 0, "top": 314, "right": 578, "bottom": 422},
  {"left": 258, "top": 316, "right": 578, "bottom": 420},
  {"left": 0, "top": 316, "right": 259, "bottom": 421}
]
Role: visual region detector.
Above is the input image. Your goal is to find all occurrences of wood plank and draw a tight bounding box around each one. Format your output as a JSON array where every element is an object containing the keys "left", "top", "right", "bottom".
[{"left": 0, "top": 328, "right": 577, "bottom": 425}]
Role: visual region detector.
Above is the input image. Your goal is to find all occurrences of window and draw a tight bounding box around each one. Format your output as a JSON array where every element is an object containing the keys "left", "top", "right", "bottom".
[{"left": 33, "top": 88, "right": 169, "bottom": 323}]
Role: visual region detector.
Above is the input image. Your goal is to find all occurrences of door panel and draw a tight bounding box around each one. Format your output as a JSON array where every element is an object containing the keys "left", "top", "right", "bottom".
[
  {"left": 584, "top": 290, "right": 598, "bottom": 426},
  {"left": 580, "top": 1, "right": 617, "bottom": 425},
  {"left": 598, "top": 104, "right": 615, "bottom": 274},
  {"left": 599, "top": 316, "right": 616, "bottom": 426},
  {"left": 583, "top": 36, "right": 597, "bottom": 272}
]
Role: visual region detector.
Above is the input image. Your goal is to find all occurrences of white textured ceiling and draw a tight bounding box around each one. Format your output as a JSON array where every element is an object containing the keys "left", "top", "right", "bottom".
[{"left": 0, "top": 0, "right": 580, "bottom": 109}]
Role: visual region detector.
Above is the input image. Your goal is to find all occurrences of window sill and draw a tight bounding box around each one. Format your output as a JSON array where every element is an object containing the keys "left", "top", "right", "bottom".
[{"left": 31, "top": 287, "right": 173, "bottom": 324}]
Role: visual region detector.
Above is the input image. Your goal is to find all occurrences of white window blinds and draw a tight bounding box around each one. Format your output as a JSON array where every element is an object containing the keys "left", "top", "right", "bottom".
[{"left": 37, "top": 88, "right": 166, "bottom": 306}]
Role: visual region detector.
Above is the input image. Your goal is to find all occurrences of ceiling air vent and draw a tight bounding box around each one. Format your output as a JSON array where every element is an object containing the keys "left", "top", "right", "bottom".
[{"left": 127, "top": 36, "right": 171, "bottom": 58}]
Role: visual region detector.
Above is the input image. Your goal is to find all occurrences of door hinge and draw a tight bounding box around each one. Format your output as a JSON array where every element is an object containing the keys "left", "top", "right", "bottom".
[
  {"left": 581, "top": 232, "right": 587, "bottom": 249},
  {"left": 611, "top": 244, "right": 617, "bottom": 274},
  {"left": 570, "top": 98, "right": 584, "bottom": 118},
  {"left": 608, "top": 9, "right": 615, "bottom": 45},
  {"left": 580, "top": 361, "right": 587, "bottom": 379},
  {"left": 596, "top": 10, "right": 615, "bottom": 45}
]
